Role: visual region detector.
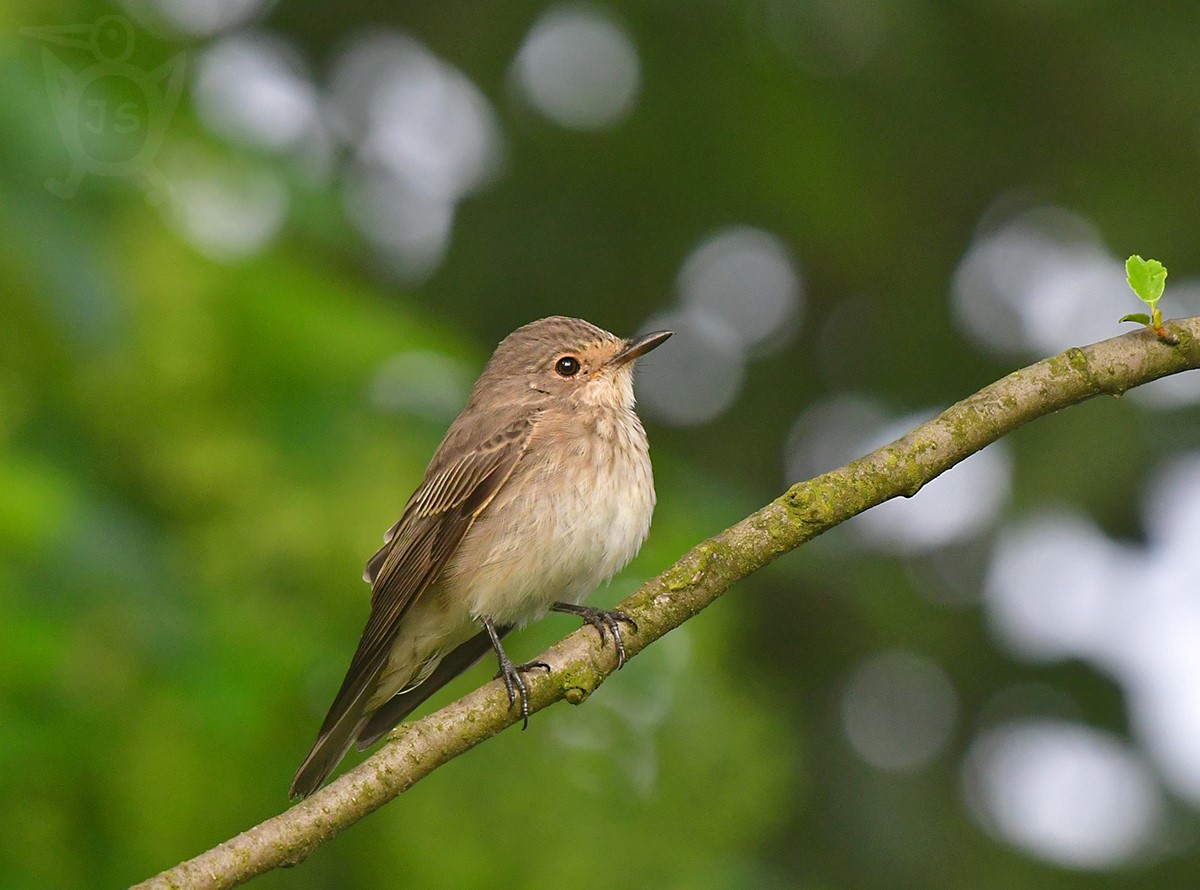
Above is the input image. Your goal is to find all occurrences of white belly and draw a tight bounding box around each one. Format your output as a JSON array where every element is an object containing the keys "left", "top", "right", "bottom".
[{"left": 446, "top": 409, "right": 656, "bottom": 626}]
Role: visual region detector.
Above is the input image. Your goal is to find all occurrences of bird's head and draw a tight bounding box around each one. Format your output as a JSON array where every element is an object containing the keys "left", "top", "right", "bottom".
[{"left": 478, "top": 316, "right": 672, "bottom": 412}]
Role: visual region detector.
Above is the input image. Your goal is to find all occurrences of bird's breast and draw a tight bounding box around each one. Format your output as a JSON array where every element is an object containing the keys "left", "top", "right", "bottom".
[{"left": 446, "top": 408, "right": 655, "bottom": 626}]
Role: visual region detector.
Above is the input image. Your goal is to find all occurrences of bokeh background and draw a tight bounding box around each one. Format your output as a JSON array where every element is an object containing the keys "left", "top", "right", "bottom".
[{"left": 3, "top": 0, "right": 1200, "bottom": 887}]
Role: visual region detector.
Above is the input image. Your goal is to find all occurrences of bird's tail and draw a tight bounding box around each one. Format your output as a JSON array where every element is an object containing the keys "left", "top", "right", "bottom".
[
  {"left": 289, "top": 707, "right": 368, "bottom": 799},
  {"left": 291, "top": 624, "right": 513, "bottom": 797},
  {"left": 354, "top": 626, "right": 507, "bottom": 749}
]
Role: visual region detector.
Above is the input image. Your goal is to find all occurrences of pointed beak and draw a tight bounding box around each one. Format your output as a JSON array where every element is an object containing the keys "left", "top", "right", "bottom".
[
  {"left": 22, "top": 23, "right": 94, "bottom": 49},
  {"left": 610, "top": 330, "right": 673, "bottom": 367}
]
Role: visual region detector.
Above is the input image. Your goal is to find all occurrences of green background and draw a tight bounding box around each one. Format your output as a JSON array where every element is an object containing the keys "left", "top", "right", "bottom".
[{"left": 2, "top": 1, "right": 1199, "bottom": 887}]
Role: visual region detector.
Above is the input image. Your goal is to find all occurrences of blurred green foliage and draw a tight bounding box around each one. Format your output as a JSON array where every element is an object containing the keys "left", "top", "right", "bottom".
[{"left": 2, "top": 1, "right": 1200, "bottom": 888}]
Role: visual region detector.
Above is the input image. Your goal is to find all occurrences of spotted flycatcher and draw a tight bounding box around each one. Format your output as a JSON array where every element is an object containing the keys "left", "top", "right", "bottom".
[{"left": 290, "top": 316, "right": 672, "bottom": 797}]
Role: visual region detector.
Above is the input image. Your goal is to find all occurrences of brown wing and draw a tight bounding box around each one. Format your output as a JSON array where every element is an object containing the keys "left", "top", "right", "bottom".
[{"left": 289, "top": 417, "right": 534, "bottom": 797}]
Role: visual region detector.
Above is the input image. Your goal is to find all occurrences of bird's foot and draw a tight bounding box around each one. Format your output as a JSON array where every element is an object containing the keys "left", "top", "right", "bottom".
[
  {"left": 552, "top": 602, "right": 638, "bottom": 669},
  {"left": 492, "top": 655, "right": 550, "bottom": 729},
  {"left": 483, "top": 619, "right": 549, "bottom": 729}
]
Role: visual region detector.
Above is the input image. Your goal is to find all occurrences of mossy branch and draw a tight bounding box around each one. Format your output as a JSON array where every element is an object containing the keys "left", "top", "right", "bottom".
[{"left": 132, "top": 318, "right": 1200, "bottom": 890}]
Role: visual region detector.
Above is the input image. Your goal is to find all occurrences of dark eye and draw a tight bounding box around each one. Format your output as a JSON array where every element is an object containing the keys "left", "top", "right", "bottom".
[{"left": 554, "top": 355, "right": 581, "bottom": 377}]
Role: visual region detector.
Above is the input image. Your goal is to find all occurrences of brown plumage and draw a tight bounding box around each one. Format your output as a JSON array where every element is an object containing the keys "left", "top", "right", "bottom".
[{"left": 290, "top": 316, "right": 671, "bottom": 798}]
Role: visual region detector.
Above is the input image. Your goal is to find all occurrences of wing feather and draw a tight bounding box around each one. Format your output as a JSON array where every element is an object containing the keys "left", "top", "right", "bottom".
[
  {"left": 291, "top": 416, "right": 536, "bottom": 796},
  {"left": 312, "top": 417, "right": 534, "bottom": 740}
]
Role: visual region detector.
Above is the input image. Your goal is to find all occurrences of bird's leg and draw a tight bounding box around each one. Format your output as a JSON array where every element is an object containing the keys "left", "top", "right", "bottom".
[
  {"left": 483, "top": 618, "right": 549, "bottom": 730},
  {"left": 551, "top": 602, "right": 639, "bottom": 669}
]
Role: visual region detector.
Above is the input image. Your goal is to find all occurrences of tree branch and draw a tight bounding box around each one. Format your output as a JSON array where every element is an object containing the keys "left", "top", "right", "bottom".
[{"left": 132, "top": 319, "right": 1200, "bottom": 890}]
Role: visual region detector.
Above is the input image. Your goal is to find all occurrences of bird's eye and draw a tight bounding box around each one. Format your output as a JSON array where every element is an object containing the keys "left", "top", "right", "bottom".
[{"left": 554, "top": 355, "right": 581, "bottom": 377}]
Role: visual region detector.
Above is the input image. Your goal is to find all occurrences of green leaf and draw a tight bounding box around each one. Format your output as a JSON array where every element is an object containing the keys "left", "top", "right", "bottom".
[
  {"left": 1119, "top": 313, "right": 1151, "bottom": 325},
  {"left": 1125, "top": 255, "right": 1167, "bottom": 306}
]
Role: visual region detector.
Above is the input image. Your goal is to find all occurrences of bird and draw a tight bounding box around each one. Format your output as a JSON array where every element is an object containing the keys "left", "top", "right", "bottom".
[{"left": 289, "top": 316, "right": 672, "bottom": 798}]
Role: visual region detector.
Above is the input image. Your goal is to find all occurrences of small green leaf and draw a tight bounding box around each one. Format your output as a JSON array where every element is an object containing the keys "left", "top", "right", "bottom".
[
  {"left": 1119, "top": 313, "right": 1151, "bottom": 325},
  {"left": 1126, "top": 255, "right": 1167, "bottom": 306}
]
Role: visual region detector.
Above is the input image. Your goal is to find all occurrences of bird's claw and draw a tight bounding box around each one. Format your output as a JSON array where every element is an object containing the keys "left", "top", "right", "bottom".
[
  {"left": 493, "top": 658, "right": 550, "bottom": 729},
  {"left": 553, "top": 603, "right": 638, "bottom": 669}
]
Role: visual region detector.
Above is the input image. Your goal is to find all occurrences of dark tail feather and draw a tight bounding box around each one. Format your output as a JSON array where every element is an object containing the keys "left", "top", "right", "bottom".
[
  {"left": 289, "top": 706, "right": 369, "bottom": 799},
  {"left": 355, "top": 625, "right": 511, "bottom": 750}
]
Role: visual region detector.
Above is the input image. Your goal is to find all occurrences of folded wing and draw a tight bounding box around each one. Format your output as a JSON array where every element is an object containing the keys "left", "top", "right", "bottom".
[{"left": 289, "top": 417, "right": 536, "bottom": 798}]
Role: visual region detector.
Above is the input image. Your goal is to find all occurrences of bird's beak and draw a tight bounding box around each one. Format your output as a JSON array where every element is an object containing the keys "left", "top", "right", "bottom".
[{"left": 610, "top": 330, "right": 673, "bottom": 367}]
